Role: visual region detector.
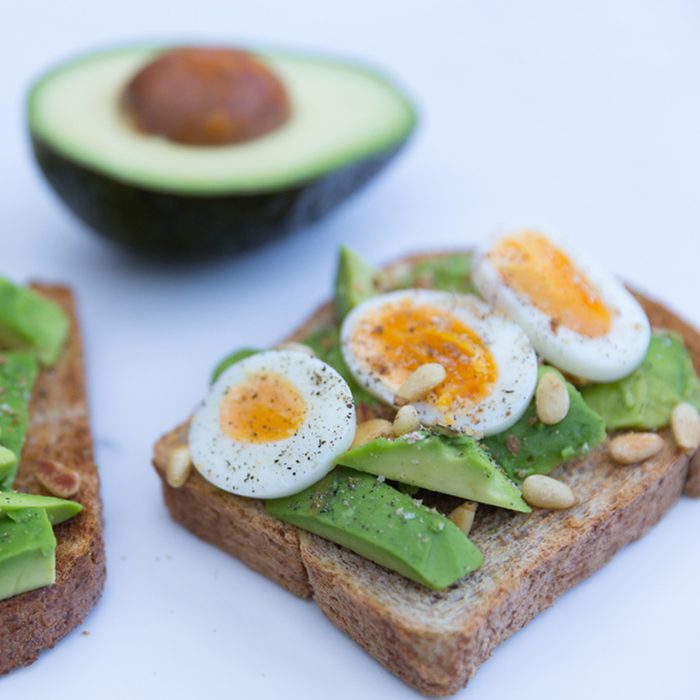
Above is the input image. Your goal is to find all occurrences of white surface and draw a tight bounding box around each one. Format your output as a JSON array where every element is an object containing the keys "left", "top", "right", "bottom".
[{"left": 2, "top": 1, "right": 700, "bottom": 698}]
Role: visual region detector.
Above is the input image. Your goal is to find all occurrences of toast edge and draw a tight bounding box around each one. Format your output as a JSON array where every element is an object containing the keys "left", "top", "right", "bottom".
[{"left": 0, "top": 285, "right": 105, "bottom": 675}]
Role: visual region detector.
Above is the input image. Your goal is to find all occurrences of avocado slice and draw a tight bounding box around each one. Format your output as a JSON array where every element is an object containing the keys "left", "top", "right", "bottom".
[
  {"left": 334, "top": 247, "right": 380, "bottom": 320},
  {"left": 210, "top": 347, "right": 261, "bottom": 385},
  {"left": 0, "top": 508, "right": 56, "bottom": 602},
  {"left": 338, "top": 431, "right": 530, "bottom": 512},
  {"left": 0, "top": 448, "right": 16, "bottom": 483},
  {"left": 483, "top": 366, "right": 606, "bottom": 481},
  {"left": 0, "top": 280, "right": 69, "bottom": 366},
  {"left": 266, "top": 467, "right": 482, "bottom": 590},
  {"left": 0, "top": 491, "right": 83, "bottom": 526},
  {"left": 387, "top": 252, "right": 477, "bottom": 294},
  {"left": 28, "top": 45, "right": 416, "bottom": 257},
  {"left": 0, "top": 351, "right": 40, "bottom": 490},
  {"left": 582, "top": 331, "right": 700, "bottom": 430}
]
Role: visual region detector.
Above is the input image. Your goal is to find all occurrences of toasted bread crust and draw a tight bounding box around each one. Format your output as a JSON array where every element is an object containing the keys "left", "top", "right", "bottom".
[
  {"left": 0, "top": 285, "right": 105, "bottom": 675},
  {"left": 152, "top": 252, "right": 700, "bottom": 696},
  {"left": 153, "top": 422, "right": 311, "bottom": 597}
]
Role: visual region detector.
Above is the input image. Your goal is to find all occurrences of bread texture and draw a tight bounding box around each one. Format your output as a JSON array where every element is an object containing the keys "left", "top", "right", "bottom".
[
  {"left": 152, "top": 253, "right": 700, "bottom": 696},
  {"left": 0, "top": 285, "right": 105, "bottom": 675}
]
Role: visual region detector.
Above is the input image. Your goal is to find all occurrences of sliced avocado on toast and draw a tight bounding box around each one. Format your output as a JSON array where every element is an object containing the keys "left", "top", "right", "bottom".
[
  {"left": 0, "top": 280, "right": 69, "bottom": 366},
  {"left": 334, "top": 247, "right": 381, "bottom": 320},
  {"left": 0, "top": 284, "right": 103, "bottom": 674},
  {"left": 0, "top": 508, "right": 56, "bottom": 602},
  {"left": 266, "top": 467, "right": 483, "bottom": 590},
  {"left": 0, "top": 351, "right": 39, "bottom": 490},
  {"left": 582, "top": 331, "right": 700, "bottom": 430},
  {"left": 338, "top": 430, "right": 530, "bottom": 512},
  {"left": 483, "top": 366, "right": 606, "bottom": 481}
]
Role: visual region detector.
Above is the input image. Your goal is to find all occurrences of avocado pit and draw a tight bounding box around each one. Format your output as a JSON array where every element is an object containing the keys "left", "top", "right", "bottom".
[{"left": 122, "top": 47, "right": 291, "bottom": 146}]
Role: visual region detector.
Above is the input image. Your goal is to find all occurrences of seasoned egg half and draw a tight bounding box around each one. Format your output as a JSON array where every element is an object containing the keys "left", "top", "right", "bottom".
[
  {"left": 189, "top": 350, "right": 356, "bottom": 498},
  {"left": 340, "top": 289, "right": 538, "bottom": 436},
  {"left": 472, "top": 230, "right": 650, "bottom": 382}
]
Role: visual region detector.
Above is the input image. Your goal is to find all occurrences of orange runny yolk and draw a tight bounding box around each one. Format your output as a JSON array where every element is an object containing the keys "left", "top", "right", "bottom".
[
  {"left": 219, "top": 372, "right": 306, "bottom": 443},
  {"left": 489, "top": 231, "right": 612, "bottom": 337},
  {"left": 351, "top": 300, "right": 498, "bottom": 413}
]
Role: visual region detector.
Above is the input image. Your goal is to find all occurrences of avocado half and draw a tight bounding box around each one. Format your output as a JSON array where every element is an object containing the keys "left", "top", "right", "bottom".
[{"left": 27, "top": 45, "right": 416, "bottom": 256}]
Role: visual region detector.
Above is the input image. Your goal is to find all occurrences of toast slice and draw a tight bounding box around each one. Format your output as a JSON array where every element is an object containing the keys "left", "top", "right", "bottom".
[
  {"left": 0, "top": 285, "right": 105, "bottom": 675},
  {"left": 152, "top": 252, "right": 700, "bottom": 696}
]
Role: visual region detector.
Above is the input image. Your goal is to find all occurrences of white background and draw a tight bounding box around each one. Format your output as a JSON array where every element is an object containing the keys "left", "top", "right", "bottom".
[{"left": 3, "top": 1, "right": 700, "bottom": 698}]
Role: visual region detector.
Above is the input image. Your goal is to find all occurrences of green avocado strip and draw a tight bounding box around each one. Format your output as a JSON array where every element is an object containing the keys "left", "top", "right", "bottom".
[
  {"left": 0, "top": 491, "right": 83, "bottom": 525},
  {"left": 210, "top": 347, "right": 260, "bottom": 385},
  {"left": 338, "top": 430, "right": 530, "bottom": 512},
  {"left": 0, "top": 507, "right": 57, "bottom": 602},
  {"left": 582, "top": 331, "right": 700, "bottom": 430},
  {"left": 0, "top": 279, "right": 69, "bottom": 366},
  {"left": 266, "top": 467, "right": 483, "bottom": 590},
  {"left": 387, "top": 252, "right": 476, "bottom": 294},
  {"left": 0, "top": 351, "right": 40, "bottom": 490},
  {"left": 483, "top": 366, "right": 606, "bottom": 482},
  {"left": 334, "top": 246, "right": 380, "bottom": 320}
]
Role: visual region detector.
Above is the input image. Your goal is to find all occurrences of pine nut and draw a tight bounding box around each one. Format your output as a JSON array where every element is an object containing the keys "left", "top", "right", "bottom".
[
  {"left": 671, "top": 402, "right": 700, "bottom": 452},
  {"left": 448, "top": 501, "right": 478, "bottom": 536},
  {"left": 275, "top": 341, "right": 316, "bottom": 357},
  {"left": 33, "top": 459, "right": 81, "bottom": 498},
  {"left": 522, "top": 474, "right": 577, "bottom": 510},
  {"left": 167, "top": 445, "right": 193, "bottom": 488},
  {"left": 392, "top": 405, "right": 421, "bottom": 437},
  {"left": 352, "top": 419, "right": 394, "bottom": 447},
  {"left": 535, "top": 372, "right": 570, "bottom": 425},
  {"left": 395, "top": 363, "right": 446, "bottom": 406},
  {"left": 609, "top": 432, "right": 664, "bottom": 464}
]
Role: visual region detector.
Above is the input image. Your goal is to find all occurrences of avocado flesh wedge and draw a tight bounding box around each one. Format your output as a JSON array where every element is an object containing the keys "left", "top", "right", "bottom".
[
  {"left": 28, "top": 45, "right": 416, "bottom": 256},
  {"left": 0, "top": 509, "right": 56, "bottom": 602},
  {"left": 338, "top": 431, "right": 530, "bottom": 512},
  {"left": 266, "top": 468, "right": 483, "bottom": 590},
  {"left": 0, "top": 491, "right": 83, "bottom": 526}
]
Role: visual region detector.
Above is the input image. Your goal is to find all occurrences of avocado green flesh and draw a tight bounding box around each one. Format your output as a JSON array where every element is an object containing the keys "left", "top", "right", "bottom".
[
  {"left": 582, "top": 332, "right": 700, "bottom": 430},
  {"left": 0, "top": 508, "right": 56, "bottom": 601},
  {"left": 338, "top": 431, "right": 530, "bottom": 512},
  {"left": 0, "top": 447, "right": 16, "bottom": 482},
  {"left": 0, "top": 352, "right": 39, "bottom": 490},
  {"left": 210, "top": 348, "right": 260, "bottom": 385},
  {"left": 0, "top": 280, "right": 69, "bottom": 366},
  {"left": 28, "top": 45, "right": 416, "bottom": 195},
  {"left": 266, "top": 468, "right": 482, "bottom": 590},
  {"left": 483, "top": 366, "right": 606, "bottom": 481},
  {"left": 0, "top": 491, "right": 83, "bottom": 526},
  {"left": 334, "top": 247, "right": 380, "bottom": 320},
  {"left": 388, "top": 253, "right": 476, "bottom": 294}
]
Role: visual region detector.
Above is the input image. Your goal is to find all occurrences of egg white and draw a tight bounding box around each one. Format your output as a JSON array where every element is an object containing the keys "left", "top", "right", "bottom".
[
  {"left": 340, "top": 289, "right": 538, "bottom": 437},
  {"left": 189, "top": 350, "right": 356, "bottom": 498},
  {"left": 472, "top": 232, "right": 650, "bottom": 382}
]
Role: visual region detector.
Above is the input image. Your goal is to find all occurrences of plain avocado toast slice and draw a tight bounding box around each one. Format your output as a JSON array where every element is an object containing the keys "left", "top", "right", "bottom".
[
  {"left": 0, "top": 283, "right": 105, "bottom": 675},
  {"left": 153, "top": 248, "right": 700, "bottom": 696}
]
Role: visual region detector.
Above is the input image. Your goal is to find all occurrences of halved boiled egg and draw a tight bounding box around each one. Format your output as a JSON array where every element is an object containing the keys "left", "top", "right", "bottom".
[
  {"left": 472, "top": 230, "right": 650, "bottom": 382},
  {"left": 340, "top": 289, "right": 538, "bottom": 436},
  {"left": 189, "top": 350, "right": 356, "bottom": 498}
]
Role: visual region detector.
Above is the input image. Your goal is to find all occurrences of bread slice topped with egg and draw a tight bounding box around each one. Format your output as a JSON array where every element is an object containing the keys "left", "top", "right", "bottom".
[{"left": 153, "top": 232, "right": 700, "bottom": 696}]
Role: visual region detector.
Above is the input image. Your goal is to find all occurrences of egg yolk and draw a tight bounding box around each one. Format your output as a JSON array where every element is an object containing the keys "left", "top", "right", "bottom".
[
  {"left": 351, "top": 300, "right": 498, "bottom": 413},
  {"left": 220, "top": 372, "right": 306, "bottom": 443},
  {"left": 489, "top": 231, "right": 612, "bottom": 337}
]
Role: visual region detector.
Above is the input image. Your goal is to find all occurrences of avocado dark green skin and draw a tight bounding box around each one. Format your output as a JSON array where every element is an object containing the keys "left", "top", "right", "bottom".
[{"left": 30, "top": 134, "right": 408, "bottom": 258}]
